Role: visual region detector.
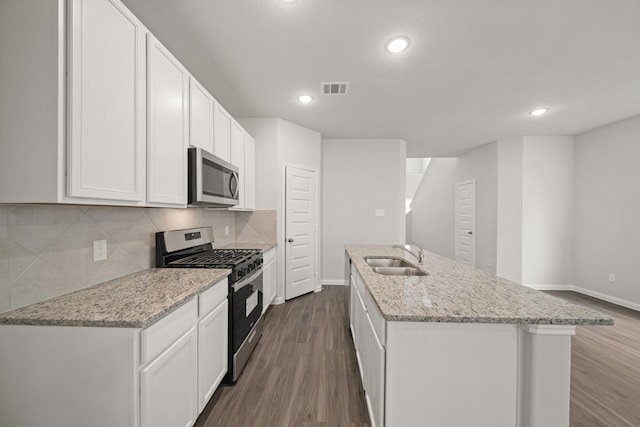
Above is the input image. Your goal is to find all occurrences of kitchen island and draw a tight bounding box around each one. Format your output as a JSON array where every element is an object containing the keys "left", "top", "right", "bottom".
[{"left": 345, "top": 245, "right": 612, "bottom": 427}]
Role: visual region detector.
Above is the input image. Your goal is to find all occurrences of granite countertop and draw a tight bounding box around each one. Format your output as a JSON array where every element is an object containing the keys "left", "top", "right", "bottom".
[
  {"left": 222, "top": 242, "right": 277, "bottom": 251},
  {"left": 0, "top": 268, "right": 231, "bottom": 328},
  {"left": 345, "top": 245, "right": 613, "bottom": 326}
]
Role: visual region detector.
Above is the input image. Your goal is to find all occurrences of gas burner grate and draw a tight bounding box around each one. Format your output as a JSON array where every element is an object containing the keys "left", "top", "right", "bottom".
[{"left": 170, "top": 249, "right": 261, "bottom": 267}]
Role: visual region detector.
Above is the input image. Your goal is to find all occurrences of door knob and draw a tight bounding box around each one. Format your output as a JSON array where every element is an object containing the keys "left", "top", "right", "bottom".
[{"left": 287, "top": 238, "right": 294, "bottom": 243}]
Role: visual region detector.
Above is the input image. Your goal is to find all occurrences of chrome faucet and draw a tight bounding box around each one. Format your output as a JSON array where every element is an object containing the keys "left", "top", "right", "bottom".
[{"left": 393, "top": 244, "right": 424, "bottom": 265}]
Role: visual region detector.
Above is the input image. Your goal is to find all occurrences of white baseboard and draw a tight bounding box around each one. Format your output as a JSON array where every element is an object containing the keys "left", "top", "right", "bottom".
[
  {"left": 321, "top": 279, "right": 347, "bottom": 286},
  {"left": 572, "top": 286, "right": 640, "bottom": 312},
  {"left": 523, "top": 284, "right": 573, "bottom": 291},
  {"left": 524, "top": 283, "right": 640, "bottom": 313},
  {"left": 272, "top": 296, "right": 285, "bottom": 305}
]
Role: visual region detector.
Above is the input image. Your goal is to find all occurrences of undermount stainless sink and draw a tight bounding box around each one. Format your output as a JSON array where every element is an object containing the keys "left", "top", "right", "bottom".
[
  {"left": 371, "top": 266, "right": 428, "bottom": 276},
  {"left": 365, "top": 257, "right": 413, "bottom": 268}
]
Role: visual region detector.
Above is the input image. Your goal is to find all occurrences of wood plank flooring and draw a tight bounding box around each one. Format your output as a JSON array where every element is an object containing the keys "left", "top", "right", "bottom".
[
  {"left": 548, "top": 291, "right": 640, "bottom": 427},
  {"left": 195, "top": 286, "right": 371, "bottom": 427},
  {"left": 195, "top": 287, "right": 640, "bottom": 427}
]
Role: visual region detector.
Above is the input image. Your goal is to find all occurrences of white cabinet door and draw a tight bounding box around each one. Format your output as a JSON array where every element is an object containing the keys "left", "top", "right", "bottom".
[
  {"left": 244, "top": 133, "right": 256, "bottom": 210},
  {"left": 146, "top": 34, "right": 189, "bottom": 205},
  {"left": 189, "top": 78, "right": 214, "bottom": 152},
  {"left": 213, "top": 102, "right": 231, "bottom": 162},
  {"left": 68, "top": 0, "right": 146, "bottom": 202},
  {"left": 262, "top": 261, "right": 276, "bottom": 313},
  {"left": 230, "top": 120, "right": 245, "bottom": 209},
  {"left": 141, "top": 327, "right": 198, "bottom": 427},
  {"left": 366, "top": 314, "right": 385, "bottom": 427},
  {"left": 350, "top": 276, "right": 358, "bottom": 340},
  {"left": 197, "top": 300, "right": 228, "bottom": 413}
]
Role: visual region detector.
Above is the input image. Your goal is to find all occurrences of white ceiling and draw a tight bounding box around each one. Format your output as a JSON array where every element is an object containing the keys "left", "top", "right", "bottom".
[{"left": 122, "top": 0, "right": 640, "bottom": 157}]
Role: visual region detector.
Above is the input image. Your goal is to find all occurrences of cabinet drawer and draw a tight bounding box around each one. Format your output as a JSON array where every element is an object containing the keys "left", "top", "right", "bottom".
[
  {"left": 263, "top": 248, "right": 276, "bottom": 264},
  {"left": 367, "top": 290, "right": 386, "bottom": 346},
  {"left": 199, "top": 278, "right": 228, "bottom": 319},
  {"left": 141, "top": 298, "right": 198, "bottom": 365}
]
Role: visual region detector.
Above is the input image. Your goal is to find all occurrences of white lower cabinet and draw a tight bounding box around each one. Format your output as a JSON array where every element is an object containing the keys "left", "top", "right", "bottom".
[
  {"left": 262, "top": 247, "right": 277, "bottom": 313},
  {"left": 0, "top": 278, "right": 229, "bottom": 427},
  {"left": 141, "top": 327, "right": 198, "bottom": 427},
  {"left": 349, "top": 267, "right": 385, "bottom": 427},
  {"left": 197, "top": 299, "right": 228, "bottom": 412}
]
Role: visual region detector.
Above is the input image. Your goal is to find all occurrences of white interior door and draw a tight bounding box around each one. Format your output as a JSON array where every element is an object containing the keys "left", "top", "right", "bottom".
[
  {"left": 285, "top": 166, "right": 317, "bottom": 300},
  {"left": 455, "top": 180, "right": 475, "bottom": 266}
]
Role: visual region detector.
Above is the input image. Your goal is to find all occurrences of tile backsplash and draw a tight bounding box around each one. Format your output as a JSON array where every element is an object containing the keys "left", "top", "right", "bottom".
[
  {"left": 235, "top": 210, "right": 277, "bottom": 243},
  {"left": 0, "top": 204, "right": 239, "bottom": 313}
]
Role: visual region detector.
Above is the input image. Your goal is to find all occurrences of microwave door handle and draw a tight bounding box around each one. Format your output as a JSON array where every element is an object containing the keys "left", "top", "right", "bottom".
[{"left": 230, "top": 171, "right": 239, "bottom": 198}]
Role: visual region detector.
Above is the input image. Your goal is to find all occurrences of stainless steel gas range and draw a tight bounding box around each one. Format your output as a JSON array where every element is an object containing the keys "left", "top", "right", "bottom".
[{"left": 155, "top": 227, "right": 263, "bottom": 383}]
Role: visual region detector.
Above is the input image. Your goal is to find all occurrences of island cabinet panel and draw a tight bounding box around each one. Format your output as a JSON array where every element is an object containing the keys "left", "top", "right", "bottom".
[
  {"left": 68, "top": 0, "right": 147, "bottom": 202},
  {"left": 385, "top": 322, "right": 518, "bottom": 427}
]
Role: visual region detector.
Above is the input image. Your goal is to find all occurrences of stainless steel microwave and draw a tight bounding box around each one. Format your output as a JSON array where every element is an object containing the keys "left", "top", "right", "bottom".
[{"left": 188, "top": 147, "right": 239, "bottom": 207}]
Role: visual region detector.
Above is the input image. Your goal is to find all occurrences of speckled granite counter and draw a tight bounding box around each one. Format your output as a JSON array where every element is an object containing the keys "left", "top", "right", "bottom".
[
  {"left": 221, "top": 242, "right": 276, "bottom": 251},
  {"left": 345, "top": 245, "right": 612, "bottom": 325},
  {"left": 0, "top": 268, "right": 230, "bottom": 328}
]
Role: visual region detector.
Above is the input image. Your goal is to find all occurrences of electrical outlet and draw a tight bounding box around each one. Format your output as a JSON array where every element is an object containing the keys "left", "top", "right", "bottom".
[
  {"left": 93, "top": 240, "right": 107, "bottom": 262},
  {"left": 375, "top": 208, "right": 385, "bottom": 217},
  {"left": 608, "top": 273, "right": 616, "bottom": 283},
  {"left": 224, "top": 225, "right": 229, "bottom": 236}
]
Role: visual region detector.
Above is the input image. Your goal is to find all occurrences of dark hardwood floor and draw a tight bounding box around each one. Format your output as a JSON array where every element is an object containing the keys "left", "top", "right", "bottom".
[
  {"left": 548, "top": 291, "right": 640, "bottom": 427},
  {"left": 195, "top": 287, "right": 640, "bottom": 427},
  {"left": 195, "top": 286, "right": 371, "bottom": 427}
]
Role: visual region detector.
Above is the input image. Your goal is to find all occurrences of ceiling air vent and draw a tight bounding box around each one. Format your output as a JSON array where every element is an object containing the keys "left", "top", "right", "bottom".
[{"left": 321, "top": 82, "right": 349, "bottom": 95}]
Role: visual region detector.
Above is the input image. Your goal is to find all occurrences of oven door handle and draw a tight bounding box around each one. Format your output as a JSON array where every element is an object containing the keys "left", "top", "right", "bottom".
[{"left": 232, "top": 267, "right": 263, "bottom": 291}]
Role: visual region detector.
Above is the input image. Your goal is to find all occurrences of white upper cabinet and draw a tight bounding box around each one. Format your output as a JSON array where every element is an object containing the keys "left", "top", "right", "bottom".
[
  {"left": 244, "top": 132, "right": 256, "bottom": 210},
  {"left": 213, "top": 102, "right": 231, "bottom": 162},
  {"left": 230, "top": 120, "right": 246, "bottom": 208},
  {"left": 189, "top": 78, "right": 214, "bottom": 152},
  {"left": 230, "top": 125, "right": 255, "bottom": 211},
  {"left": 146, "top": 34, "right": 189, "bottom": 206},
  {"left": 67, "top": 0, "right": 147, "bottom": 202}
]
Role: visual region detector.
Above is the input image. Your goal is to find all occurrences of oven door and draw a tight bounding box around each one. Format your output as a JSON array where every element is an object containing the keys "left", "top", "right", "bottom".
[{"left": 231, "top": 268, "right": 263, "bottom": 352}]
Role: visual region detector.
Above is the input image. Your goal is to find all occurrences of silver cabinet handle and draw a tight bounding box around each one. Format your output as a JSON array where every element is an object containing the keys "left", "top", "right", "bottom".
[{"left": 467, "top": 231, "right": 473, "bottom": 235}]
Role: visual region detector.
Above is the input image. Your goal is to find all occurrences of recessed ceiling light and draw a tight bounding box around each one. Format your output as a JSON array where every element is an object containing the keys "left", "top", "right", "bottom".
[
  {"left": 297, "top": 94, "right": 313, "bottom": 103},
  {"left": 529, "top": 108, "right": 549, "bottom": 116},
  {"left": 385, "top": 36, "right": 410, "bottom": 53}
]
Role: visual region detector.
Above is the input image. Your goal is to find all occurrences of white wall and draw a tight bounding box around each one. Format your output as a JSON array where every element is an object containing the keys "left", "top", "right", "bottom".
[
  {"left": 574, "top": 115, "right": 640, "bottom": 307},
  {"left": 238, "top": 118, "right": 322, "bottom": 300},
  {"left": 496, "top": 139, "right": 523, "bottom": 282},
  {"left": 322, "top": 139, "right": 406, "bottom": 283},
  {"left": 409, "top": 158, "right": 458, "bottom": 258},
  {"left": 496, "top": 137, "right": 575, "bottom": 286},
  {"left": 521, "top": 136, "right": 574, "bottom": 286},
  {"left": 409, "top": 143, "right": 497, "bottom": 274}
]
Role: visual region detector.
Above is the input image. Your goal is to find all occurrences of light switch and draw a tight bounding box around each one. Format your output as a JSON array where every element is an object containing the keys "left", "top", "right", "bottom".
[{"left": 375, "top": 209, "right": 385, "bottom": 217}]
